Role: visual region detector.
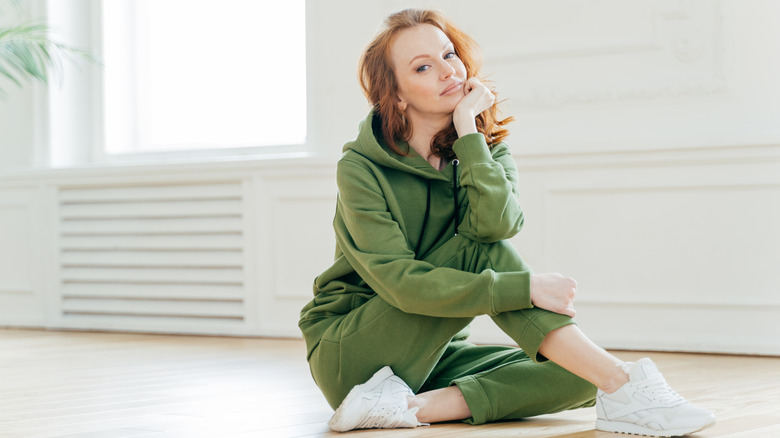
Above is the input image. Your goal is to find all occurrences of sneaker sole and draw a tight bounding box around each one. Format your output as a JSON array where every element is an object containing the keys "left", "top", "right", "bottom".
[
  {"left": 596, "top": 418, "right": 716, "bottom": 437},
  {"left": 328, "top": 366, "right": 395, "bottom": 432}
]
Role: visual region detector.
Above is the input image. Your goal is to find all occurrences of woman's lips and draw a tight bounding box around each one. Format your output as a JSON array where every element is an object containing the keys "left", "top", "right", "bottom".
[{"left": 441, "top": 81, "right": 463, "bottom": 96}]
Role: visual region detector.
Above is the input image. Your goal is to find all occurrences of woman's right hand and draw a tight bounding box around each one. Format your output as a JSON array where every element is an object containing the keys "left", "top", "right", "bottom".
[
  {"left": 530, "top": 273, "right": 577, "bottom": 318},
  {"left": 452, "top": 77, "right": 495, "bottom": 138}
]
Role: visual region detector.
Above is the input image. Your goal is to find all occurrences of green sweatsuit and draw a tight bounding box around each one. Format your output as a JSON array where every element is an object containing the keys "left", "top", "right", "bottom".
[{"left": 299, "top": 111, "right": 596, "bottom": 424}]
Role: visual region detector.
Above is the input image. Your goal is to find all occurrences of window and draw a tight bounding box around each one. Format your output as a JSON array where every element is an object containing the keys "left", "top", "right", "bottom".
[{"left": 101, "top": 0, "right": 306, "bottom": 155}]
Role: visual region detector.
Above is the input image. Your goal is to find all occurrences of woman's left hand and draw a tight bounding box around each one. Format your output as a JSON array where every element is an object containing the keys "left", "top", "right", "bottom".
[{"left": 453, "top": 77, "right": 495, "bottom": 137}]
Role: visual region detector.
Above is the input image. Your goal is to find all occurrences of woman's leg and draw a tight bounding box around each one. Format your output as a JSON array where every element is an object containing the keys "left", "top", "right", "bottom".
[
  {"left": 480, "top": 239, "right": 629, "bottom": 392},
  {"left": 309, "top": 236, "right": 496, "bottom": 411},
  {"left": 323, "top": 236, "right": 713, "bottom": 433},
  {"left": 409, "top": 341, "right": 596, "bottom": 424},
  {"left": 403, "top": 239, "right": 601, "bottom": 424},
  {"left": 409, "top": 386, "right": 471, "bottom": 423},
  {"left": 312, "top": 299, "right": 601, "bottom": 426},
  {"left": 405, "top": 324, "right": 625, "bottom": 424},
  {"left": 308, "top": 295, "right": 472, "bottom": 409},
  {"left": 405, "top": 309, "right": 713, "bottom": 434},
  {"left": 313, "top": 296, "right": 478, "bottom": 432},
  {"left": 538, "top": 324, "right": 628, "bottom": 393}
]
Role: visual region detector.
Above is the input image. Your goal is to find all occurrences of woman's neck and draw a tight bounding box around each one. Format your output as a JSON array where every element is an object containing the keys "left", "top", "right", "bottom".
[{"left": 406, "top": 113, "right": 452, "bottom": 170}]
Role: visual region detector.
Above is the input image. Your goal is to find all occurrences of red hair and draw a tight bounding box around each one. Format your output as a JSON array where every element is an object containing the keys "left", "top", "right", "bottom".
[{"left": 358, "top": 9, "right": 513, "bottom": 159}]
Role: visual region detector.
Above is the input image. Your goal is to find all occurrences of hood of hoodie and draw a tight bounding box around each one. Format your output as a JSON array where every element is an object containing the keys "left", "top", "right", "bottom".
[{"left": 342, "top": 110, "right": 451, "bottom": 182}]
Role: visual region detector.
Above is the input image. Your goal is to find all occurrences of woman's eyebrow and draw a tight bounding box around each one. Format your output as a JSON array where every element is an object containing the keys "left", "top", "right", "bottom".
[{"left": 408, "top": 42, "right": 452, "bottom": 65}]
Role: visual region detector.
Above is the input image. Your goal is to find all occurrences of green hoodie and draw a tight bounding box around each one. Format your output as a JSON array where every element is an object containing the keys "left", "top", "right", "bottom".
[{"left": 298, "top": 111, "right": 534, "bottom": 357}]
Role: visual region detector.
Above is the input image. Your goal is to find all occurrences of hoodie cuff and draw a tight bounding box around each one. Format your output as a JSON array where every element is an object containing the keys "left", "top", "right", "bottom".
[
  {"left": 490, "top": 271, "right": 533, "bottom": 314},
  {"left": 452, "top": 134, "right": 492, "bottom": 167}
]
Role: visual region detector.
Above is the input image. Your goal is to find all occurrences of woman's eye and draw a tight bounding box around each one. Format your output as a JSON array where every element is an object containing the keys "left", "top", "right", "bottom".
[
  {"left": 444, "top": 51, "right": 456, "bottom": 59},
  {"left": 416, "top": 65, "right": 430, "bottom": 73}
]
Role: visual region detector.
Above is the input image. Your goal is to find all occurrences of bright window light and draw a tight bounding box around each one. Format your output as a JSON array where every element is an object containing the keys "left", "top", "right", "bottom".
[{"left": 102, "top": 0, "right": 306, "bottom": 154}]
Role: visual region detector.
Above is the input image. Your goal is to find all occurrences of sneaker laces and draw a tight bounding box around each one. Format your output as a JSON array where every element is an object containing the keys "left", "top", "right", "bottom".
[{"left": 636, "top": 375, "right": 686, "bottom": 406}]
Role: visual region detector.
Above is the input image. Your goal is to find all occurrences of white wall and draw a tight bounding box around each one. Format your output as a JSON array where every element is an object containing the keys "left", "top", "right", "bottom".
[
  {"left": 0, "top": 2, "right": 41, "bottom": 169},
  {"left": 1, "top": 0, "right": 779, "bottom": 355}
]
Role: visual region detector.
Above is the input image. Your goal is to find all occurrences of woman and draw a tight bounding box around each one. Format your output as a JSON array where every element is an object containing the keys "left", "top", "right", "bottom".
[{"left": 299, "top": 8, "right": 715, "bottom": 436}]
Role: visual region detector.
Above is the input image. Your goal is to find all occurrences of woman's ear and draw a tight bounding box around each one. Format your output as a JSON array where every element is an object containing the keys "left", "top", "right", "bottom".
[{"left": 397, "top": 100, "right": 407, "bottom": 112}]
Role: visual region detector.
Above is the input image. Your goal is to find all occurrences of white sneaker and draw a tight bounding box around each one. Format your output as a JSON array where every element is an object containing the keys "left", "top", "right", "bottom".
[
  {"left": 328, "top": 366, "right": 426, "bottom": 432},
  {"left": 596, "top": 358, "right": 716, "bottom": 437}
]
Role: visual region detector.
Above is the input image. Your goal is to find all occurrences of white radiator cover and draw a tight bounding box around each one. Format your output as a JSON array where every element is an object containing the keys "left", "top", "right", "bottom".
[
  {"left": 56, "top": 182, "right": 247, "bottom": 330},
  {"left": 7, "top": 163, "right": 339, "bottom": 337}
]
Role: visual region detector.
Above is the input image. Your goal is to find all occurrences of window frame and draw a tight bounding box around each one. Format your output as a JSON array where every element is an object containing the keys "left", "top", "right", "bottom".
[{"left": 45, "top": 0, "right": 315, "bottom": 168}]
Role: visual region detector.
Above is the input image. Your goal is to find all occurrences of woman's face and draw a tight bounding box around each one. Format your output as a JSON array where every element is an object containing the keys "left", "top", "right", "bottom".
[{"left": 390, "top": 24, "right": 467, "bottom": 122}]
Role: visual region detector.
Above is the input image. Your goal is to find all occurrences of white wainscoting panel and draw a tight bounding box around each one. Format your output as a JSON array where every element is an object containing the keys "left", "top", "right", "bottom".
[
  {"left": 545, "top": 184, "right": 780, "bottom": 307},
  {"left": 254, "top": 171, "right": 338, "bottom": 337},
  {"left": 0, "top": 186, "right": 44, "bottom": 326}
]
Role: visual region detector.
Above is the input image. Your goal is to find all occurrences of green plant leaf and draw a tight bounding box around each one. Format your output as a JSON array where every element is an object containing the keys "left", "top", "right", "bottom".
[{"left": 0, "top": 21, "right": 95, "bottom": 97}]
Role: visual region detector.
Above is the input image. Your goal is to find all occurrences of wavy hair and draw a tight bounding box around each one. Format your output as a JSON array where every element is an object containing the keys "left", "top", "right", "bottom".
[{"left": 358, "top": 9, "right": 513, "bottom": 159}]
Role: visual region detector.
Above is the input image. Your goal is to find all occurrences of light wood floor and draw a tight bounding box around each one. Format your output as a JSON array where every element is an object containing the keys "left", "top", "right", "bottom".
[{"left": 1, "top": 329, "right": 778, "bottom": 438}]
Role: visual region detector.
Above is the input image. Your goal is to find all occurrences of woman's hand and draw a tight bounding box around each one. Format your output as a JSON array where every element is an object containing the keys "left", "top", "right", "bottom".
[
  {"left": 452, "top": 77, "right": 495, "bottom": 137},
  {"left": 530, "top": 273, "right": 577, "bottom": 318}
]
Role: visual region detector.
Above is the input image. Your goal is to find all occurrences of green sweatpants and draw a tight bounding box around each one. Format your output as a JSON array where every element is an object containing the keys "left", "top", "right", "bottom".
[{"left": 306, "top": 237, "right": 597, "bottom": 424}]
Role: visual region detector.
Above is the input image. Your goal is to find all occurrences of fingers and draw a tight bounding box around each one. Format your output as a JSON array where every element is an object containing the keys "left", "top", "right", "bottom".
[
  {"left": 463, "top": 78, "right": 494, "bottom": 115},
  {"left": 529, "top": 272, "right": 579, "bottom": 318},
  {"left": 563, "top": 276, "right": 577, "bottom": 318},
  {"left": 547, "top": 300, "right": 576, "bottom": 318},
  {"left": 540, "top": 273, "right": 578, "bottom": 317},
  {"left": 563, "top": 300, "right": 576, "bottom": 318},
  {"left": 463, "top": 78, "right": 492, "bottom": 98},
  {"left": 550, "top": 273, "right": 577, "bottom": 298},
  {"left": 465, "top": 77, "right": 481, "bottom": 93},
  {"left": 549, "top": 299, "right": 576, "bottom": 318}
]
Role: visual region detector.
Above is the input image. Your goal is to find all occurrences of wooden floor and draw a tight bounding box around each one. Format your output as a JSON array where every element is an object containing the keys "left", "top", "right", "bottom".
[{"left": 1, "top": 329, "right": 778, "bottom": 438}]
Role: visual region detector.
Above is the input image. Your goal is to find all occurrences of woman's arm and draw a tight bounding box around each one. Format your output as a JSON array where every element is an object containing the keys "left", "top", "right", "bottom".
[
  {"left": 449, "top": 77, "right": 524, "bottom": 242},
  {"left": 335, "top": 157, "right": 531, "bottom": 318},
  {"left": 453, "top": 137, "right": 524, "bottom": 242}
]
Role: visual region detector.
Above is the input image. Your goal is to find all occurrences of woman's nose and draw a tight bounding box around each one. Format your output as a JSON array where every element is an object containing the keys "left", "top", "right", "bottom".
[{"left": 439, "top": 60, "right": 455, "bottom": 79}]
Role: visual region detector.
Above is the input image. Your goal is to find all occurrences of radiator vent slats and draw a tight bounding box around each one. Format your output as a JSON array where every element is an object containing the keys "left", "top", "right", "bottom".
[
  {"left": 57, "top": 182, "right": 246, "bottom": 327},
  {"left": 60, "top": 234, "right": 243, "bottom": 251},
  {"left": 61, "top": 251, "right": 243, "bottom": 268}
]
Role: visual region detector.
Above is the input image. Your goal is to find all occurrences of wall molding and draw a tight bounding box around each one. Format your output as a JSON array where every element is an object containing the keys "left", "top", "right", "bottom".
[
  {"left": 574, "top": 299, "right": 780, "bottom": 311},
  {"left": 548, "top": 182, "right": 780, "bottom": 196},
  {"left": 470, "top": 300, "right": 780, "bottom": 356},
  {"left": 0, "top": 196, "right": 37, "bottom": 298},
  {"left": 485, "top": 1, "right": 698, "bottom": 62},
  {"left": 485, "top": 1, "right": 731, "bottom": 107},
  {"left": 515, "top": 143, "right": 780, "bottom": 171},
  {"left": 270, "top": 195, "right": 337, "bottom": 301}
]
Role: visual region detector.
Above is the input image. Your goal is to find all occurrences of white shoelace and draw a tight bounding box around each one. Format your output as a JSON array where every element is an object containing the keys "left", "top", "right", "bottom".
[{"left": 636, "top": 375, "right": 686, "bottom": 406}]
